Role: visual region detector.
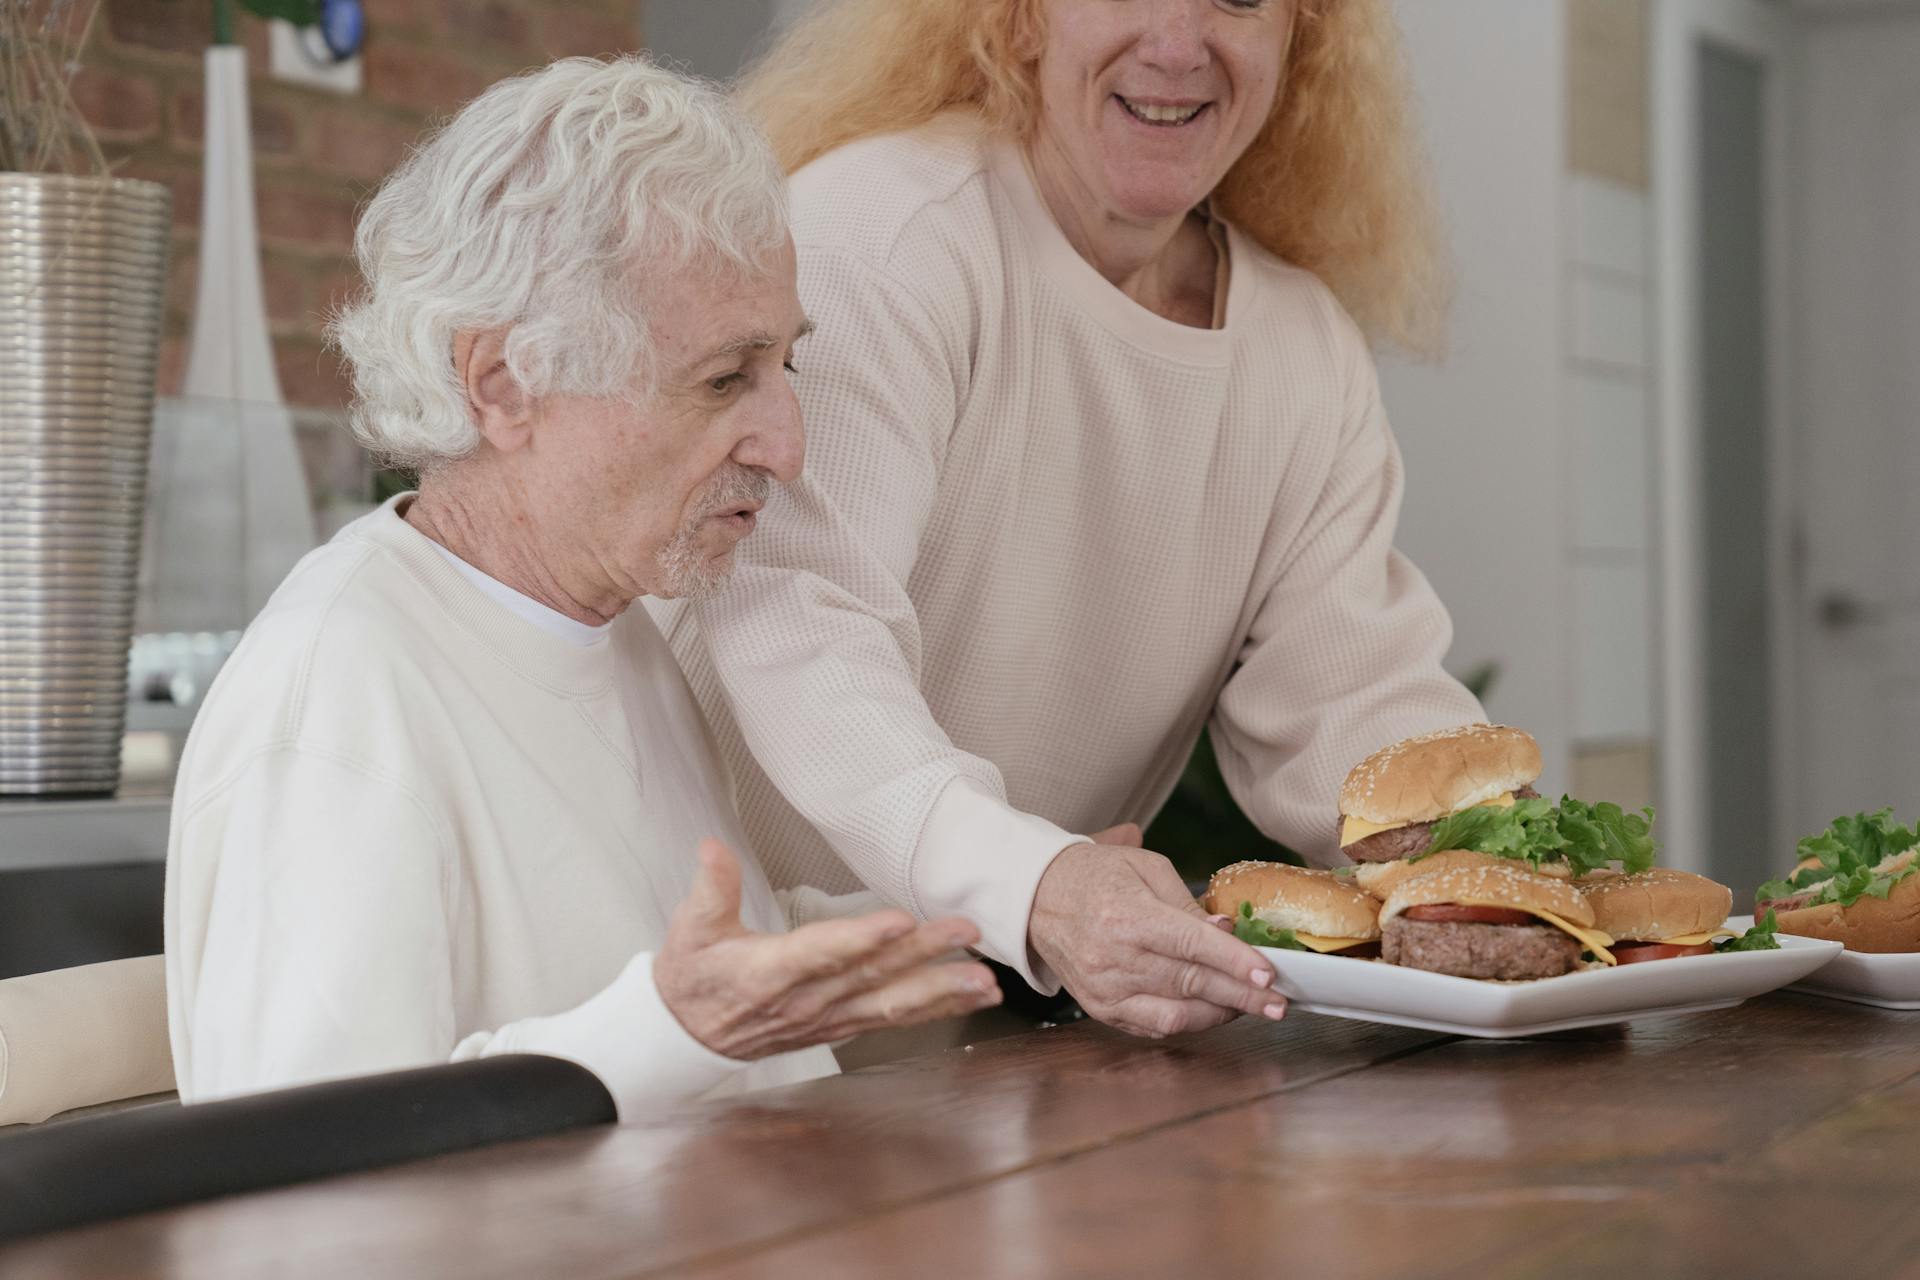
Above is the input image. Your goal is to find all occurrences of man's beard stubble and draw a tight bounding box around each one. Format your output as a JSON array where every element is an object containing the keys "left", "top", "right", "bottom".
[{"left": 652, "top": 464, "right": 773, "bottom": 599}]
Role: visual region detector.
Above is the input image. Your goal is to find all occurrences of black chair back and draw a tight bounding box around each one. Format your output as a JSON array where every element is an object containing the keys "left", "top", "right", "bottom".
[{"left": 0, "top": 1054, "right": 616, "bottom": 1240}]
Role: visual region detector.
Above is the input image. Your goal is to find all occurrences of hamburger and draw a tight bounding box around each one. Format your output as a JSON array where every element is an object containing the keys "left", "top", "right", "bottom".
[
  {"left": 1203, "top": 861, "right": 1381, "bottom": 955},
  {"left": 1379, "top": 861, "right": 1616, "bottom": 979},
  {"left": 1576, "top": 868, "right": 1735, "bottom": 963},
  {"left": 1756, "top": 809, "right": 1920, "bottom": 952},
  {"left": 1338, "top": 724, "right": 1543, "bottom": 864},
  {"left": 1338, "top": 724, "right": 1659, "bottom": 880}
]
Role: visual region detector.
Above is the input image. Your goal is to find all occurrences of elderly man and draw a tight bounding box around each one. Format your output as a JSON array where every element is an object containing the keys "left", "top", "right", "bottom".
[{"left": 164, "top": 58, "right": 1000, "bottom": 1122}]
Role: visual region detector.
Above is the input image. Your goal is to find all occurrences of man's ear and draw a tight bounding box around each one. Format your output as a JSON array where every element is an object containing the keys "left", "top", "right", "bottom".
[{"left": 452, "top": 330, "right": 533, "bottom": 453}]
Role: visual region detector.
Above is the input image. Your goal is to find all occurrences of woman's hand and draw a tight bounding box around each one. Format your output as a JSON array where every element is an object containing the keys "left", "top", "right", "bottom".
[
  {"left": 1028, "top": 841, "right": 1284, "bottom": 1039},
  {"left": 654, "top": 840, "right": 1003, "bottom": 1060}
]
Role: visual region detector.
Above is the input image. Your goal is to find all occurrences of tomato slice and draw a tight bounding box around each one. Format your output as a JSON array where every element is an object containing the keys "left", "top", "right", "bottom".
[
  {"left": 1610, "top": 940, "right": 1716, "bottom": 964},
  {"left": 1401, "top": 904, "right": 1536, "bottom": 926}
]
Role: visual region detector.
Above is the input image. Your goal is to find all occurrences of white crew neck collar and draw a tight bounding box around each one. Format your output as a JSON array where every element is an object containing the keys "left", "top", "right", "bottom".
[
  {"left": 987, "top": 138, "right": 1245, "bottom": 367},
  {"left": 424, "top": 540, "right": 612, "bottom": 648},
  {"left": 345, "top": 496, "right": 615, "bottom": 700}
]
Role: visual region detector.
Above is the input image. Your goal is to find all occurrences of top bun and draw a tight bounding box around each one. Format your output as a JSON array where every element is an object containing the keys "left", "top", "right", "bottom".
[
  {"left": 1381, "top": 859, "right": 1595, "bottom": 928},
  {"left": 1339, "top": 724, "right": 1542, "bottom": 825},
  {"left": 1356, "top": 848, "right": 1571, "bottom": 900},
  {"left": 1204, "top": 861, "right": 1382, "bottom": 940},
  {"left": 1577, "top": 868, "right": 1731, "bottom": 941}
]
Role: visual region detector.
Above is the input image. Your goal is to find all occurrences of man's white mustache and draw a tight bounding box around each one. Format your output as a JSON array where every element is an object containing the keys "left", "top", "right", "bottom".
[{"left": 698, "top": 466, "right": 772, "bottom": 518}]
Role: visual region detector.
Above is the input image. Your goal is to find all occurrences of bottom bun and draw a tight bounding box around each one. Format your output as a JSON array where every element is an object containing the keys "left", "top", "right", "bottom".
[{"left": 1773, "top": 871, "right": 1920, "bottom": 952}]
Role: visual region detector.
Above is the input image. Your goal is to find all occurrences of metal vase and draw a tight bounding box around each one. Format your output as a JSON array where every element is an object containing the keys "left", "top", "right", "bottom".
[{"left": 0, "top": 175, "right": 171, "bottom": 796}]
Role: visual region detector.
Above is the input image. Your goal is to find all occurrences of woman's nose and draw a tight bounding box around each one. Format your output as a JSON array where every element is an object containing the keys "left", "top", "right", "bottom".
[{"left": 1133, "top": 0, "right": 1210, "bottom": 77}]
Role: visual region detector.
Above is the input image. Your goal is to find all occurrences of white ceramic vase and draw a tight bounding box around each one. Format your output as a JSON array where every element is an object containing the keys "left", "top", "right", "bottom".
[{"left": 139, "top": 45, "right": 317, "bottom": 640}]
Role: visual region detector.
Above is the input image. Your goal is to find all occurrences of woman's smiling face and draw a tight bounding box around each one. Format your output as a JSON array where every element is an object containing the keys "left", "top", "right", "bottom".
[{"left": 1034, "top": 0, "right": 1296, "bottom": 223}]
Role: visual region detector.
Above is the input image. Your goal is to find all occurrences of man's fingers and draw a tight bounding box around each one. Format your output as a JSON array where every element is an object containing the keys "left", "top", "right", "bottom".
[
  {"left": 828, "top": 960, "right": 1002, "bottom": 1033},
  {"left": 803, "top": 916, "right": 980, "bottom": 1005},
  {"left": 766, "top": 906, "right": 919, "bottom": 982},
  {"left": 672, "top": 839, "right": 747, "bottom": 943},
  {"left": 1090, "top": 822, "right": 1144, "bottom": 848}
]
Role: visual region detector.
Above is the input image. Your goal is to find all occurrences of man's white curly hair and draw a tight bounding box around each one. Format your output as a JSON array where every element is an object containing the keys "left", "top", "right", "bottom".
[{"left": 331, "top": 56, "right": 789, "bottom": 469}]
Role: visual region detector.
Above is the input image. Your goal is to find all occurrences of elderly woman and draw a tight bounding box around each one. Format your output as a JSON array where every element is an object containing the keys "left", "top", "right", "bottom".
[
  {"left": 656, "top": 0, "right": 1483, "bottom": 1038},
  {"left": 165, "top": 58, "right": 1000, "bottom": 1121}
]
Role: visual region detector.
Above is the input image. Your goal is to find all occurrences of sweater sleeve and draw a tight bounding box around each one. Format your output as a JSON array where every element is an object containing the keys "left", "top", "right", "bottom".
[
  {"left": 774, "top": 884, "right": 887, "bottom": 930},
  {"left": 1209, "top": 310, "right": 1486, "bottom": 868},
  {"left": 173, "top": 747, "right": 744, "bottom": 1121},
  {"left": 693, "top": 246, "right": 1085, "bottom": 988}
]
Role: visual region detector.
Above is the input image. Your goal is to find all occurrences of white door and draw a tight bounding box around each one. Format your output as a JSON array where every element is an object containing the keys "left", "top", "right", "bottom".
[
  {"left": 1795, "top": 10, "right": 1920, "bottom": 836},
  {"left": 1652, "top": 0, "right": 1798, "bottom": 883}
]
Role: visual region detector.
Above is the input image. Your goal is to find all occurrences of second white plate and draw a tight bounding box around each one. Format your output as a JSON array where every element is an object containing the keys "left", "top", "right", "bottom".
[{"left": 1767, "top": 912, "right": 1920, "bottom": 1009}]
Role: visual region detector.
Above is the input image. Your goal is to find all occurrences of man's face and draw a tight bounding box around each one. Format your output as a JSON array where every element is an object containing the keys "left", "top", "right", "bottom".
[{"left": 523, "top": 239, "right": 809, "bottom": 605}]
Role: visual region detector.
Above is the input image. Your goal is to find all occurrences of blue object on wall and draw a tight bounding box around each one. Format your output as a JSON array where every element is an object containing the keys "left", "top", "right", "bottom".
[{"left": 318, "top": 0, "right": 365, "bottom": 61}]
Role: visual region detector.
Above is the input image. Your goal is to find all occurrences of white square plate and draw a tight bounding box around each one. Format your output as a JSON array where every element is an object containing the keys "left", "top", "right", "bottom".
[
  {"left": 1256, "top": 920, "right": 1841, "bottom": 1038},
  {"left": 1770, "top": 913, "right": 1920, "bottom": 1009}
]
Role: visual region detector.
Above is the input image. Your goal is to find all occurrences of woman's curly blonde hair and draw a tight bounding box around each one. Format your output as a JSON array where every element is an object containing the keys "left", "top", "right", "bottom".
[{"left": 738, "top": 0, "right": 1448, "bottom": 355}]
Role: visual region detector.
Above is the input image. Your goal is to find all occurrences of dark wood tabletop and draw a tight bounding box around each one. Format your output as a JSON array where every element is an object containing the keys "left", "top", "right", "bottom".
[{"left": 2, "top": 992, "right": 1917, "bottom": 1279}]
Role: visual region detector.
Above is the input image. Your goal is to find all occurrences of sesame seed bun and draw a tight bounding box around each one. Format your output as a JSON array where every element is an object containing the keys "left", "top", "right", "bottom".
[
  {"left": 1339, "top": 724, "right": 1543, "bottom": 826},
  {"left": 1381, "top": 860, "right": 1596, "bottom": 928},
  {"left": 1204, "top": 861, "right": 1382, "bottom": 941},
  {"left": 1355, "top": 848, "right": 1572, "bottom": 900},
  {"left": 1576, "top": 868, "right": 1731, "bottom": 942}
]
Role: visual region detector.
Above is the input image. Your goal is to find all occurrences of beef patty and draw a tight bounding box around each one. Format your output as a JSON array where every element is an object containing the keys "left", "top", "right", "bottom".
[{"left": 1381, "top": 914, "right": 1582, "bottom": 980}]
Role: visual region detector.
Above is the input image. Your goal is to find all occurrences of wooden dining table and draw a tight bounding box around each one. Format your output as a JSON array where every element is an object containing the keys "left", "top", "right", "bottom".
[{"left": 1, "top": 991, "right": 1915, "bottom": 1278}]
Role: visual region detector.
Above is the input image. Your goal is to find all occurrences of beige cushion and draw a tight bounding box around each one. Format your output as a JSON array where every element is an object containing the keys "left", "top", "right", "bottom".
[{"left": 0, "top": 956, "right": 174, "bottom": 1126}]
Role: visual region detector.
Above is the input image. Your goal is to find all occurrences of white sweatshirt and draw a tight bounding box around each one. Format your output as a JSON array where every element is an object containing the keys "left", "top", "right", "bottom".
[
  {"left": 654, "top": 115, "right": 1484, "bottom": 987},
  {"left": 165, "top": 498, "right": 840, "bottom": 1120}
]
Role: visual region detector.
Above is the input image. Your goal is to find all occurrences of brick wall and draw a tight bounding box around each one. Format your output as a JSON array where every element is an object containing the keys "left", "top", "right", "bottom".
[{"left": 74, "top": 0, "right": 645, "bottom": 416}]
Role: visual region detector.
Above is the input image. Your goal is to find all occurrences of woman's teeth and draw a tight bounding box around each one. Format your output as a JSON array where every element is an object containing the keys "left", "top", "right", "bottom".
[{"left": 1119, "top": 98, "right": 1206, "bottom": 126}]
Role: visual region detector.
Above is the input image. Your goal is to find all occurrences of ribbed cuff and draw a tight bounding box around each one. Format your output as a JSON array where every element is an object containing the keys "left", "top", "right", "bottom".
[
  {"left": 912, "top": 777, "right": 1085, "bottom": 993},
  {"left": 461, "top": 952, "right": 745, "bottom": 1122}
]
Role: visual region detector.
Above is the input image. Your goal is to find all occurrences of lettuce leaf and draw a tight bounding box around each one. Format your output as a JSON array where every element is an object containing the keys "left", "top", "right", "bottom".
[
  {"left": 1234, "top": 901, "right": 1306, "bottom": 949},
  {"left": 1806, "top": 809, "right": 1920, "bottom": 869},
  {"left": 1761, "top": 810, "right": 1920, "bottom": 909},
  {"left": 1422, "top": 796, "right": 1657, "bottom": 877},
  {"left": 1715, "top": 909, "right": 1781, "bottom": 952}
]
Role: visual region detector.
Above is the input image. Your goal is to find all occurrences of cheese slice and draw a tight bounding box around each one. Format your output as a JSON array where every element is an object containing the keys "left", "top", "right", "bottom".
[
  {"left": 1526, "top": 908, "right": 1618, "bottom": 965},
  {"left": 1639, "top": 929, "right": 1735, "bottom": 947},
  {"left": 1291, "top": 933, "right": 1376, "bottom": 954},
  {"left": 1340, "top": 791, "right": 1518, "bottom": 848}
]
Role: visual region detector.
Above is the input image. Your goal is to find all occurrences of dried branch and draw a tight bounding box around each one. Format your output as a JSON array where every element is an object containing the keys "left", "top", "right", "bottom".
[{"left": 0, "top": 0, "right": 108, "bottom": 177}]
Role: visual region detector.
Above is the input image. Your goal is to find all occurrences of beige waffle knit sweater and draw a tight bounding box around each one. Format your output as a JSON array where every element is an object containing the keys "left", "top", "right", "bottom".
[{"left": 653, "top": 115, "right": 1482, "bottom": 987}]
